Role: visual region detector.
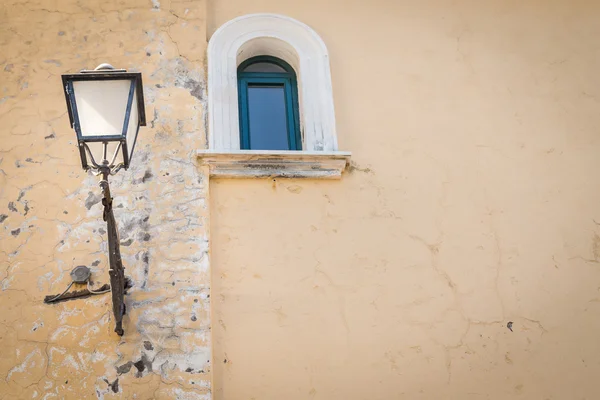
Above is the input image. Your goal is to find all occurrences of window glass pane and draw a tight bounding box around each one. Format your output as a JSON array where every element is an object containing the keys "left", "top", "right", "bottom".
[
  {"left": 243, "top": 62, "right": 287, "bottom": 73},
  {"left": 247, "top": 85, "right": 289, "bottom": 150}
]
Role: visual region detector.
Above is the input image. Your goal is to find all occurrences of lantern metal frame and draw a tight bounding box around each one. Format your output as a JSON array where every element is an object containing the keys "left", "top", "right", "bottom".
[{"left": 61, "top": 67, "right": 146, "bottom": 170}]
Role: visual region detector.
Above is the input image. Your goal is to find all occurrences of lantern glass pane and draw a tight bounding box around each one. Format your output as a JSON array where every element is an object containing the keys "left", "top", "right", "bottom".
[
  {"left": 125, "top": 88, "right": 139, "bottom": 163},
  {"left": 73, "top": 79, "right": 131, "bottom": 137}
]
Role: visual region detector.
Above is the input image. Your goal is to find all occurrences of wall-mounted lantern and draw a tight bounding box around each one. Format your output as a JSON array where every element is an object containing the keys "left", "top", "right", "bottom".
[
  {"left": 62, "top": 63, "right": 146, "bottom": 171},
  {"left": 59, "top": 63, "right": 147, "bottom": 335}
]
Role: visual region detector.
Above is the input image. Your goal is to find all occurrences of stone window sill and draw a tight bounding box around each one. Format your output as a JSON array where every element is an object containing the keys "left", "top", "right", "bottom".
[{"left": 197, "top": 150, "right": 352, "bottom": 179}]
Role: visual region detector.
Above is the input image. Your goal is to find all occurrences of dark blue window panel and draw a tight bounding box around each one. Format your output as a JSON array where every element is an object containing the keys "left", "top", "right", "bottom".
[{"left": 247, "top": 85, "right": 289, "bottom": 150}]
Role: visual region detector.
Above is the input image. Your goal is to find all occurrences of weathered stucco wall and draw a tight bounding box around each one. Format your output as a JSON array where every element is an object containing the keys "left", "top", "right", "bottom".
[
  {"left": 0, "top": 0, "right": 211, "bottom": 398},
  {"left": 2, "top": 0, "right": 600, "bottom": 398},
  {"left": 209, "top": 0, "right": 600, "bottom": 399}
]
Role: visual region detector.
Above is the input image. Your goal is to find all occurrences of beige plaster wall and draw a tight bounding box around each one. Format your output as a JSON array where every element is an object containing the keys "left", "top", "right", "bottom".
[
  {"left": 0, "top": 0, "right": 211, "bottom": 398},
  {"left": 209, "top": 0, "right": 600, "bottom": 399}
]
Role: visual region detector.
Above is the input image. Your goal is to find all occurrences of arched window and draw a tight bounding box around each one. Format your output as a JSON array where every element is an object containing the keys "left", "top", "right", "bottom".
[
  {"left": 202, "top": 14, "right": 351, "bottom": 179},
  {"left": 237, "top": 56, "right": 301, "bottom": 151}
]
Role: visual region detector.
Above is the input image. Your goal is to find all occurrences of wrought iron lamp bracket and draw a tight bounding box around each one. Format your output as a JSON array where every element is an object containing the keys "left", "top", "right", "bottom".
[{"left": 81, "top": 141, "right": 128, "bottom": 336}]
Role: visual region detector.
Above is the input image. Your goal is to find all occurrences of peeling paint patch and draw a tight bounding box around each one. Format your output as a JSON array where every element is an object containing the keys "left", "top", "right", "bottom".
[
  {"left": 84, "top": 191, "right": 102, "bottom": 210},
  {"left": 133, "top": 169, "right": 154, "bottom": 184},
  {"left": 141, "top": 251, "right": 150, "bottom": 288},
  {"left": 184, "top": 78, "right": 203, "bottom": 101},
  {"left": 140, "top": 232, "right": 151, "bottom": 241},
  {"left": 0, "top": 214, "right": 7, "bottom": 223},
  {"left": 116, "top": 361, "right": 133, "bottom": 375},
  {"left": 102, "top": 377, "right": 119, "bottom": 393},
  {"left": 133, "top": 354, "right": 153, "bottom": 377},
  {"left": 120, "top": 238, "right": 134, "bottom": 247},
  {"left": 17, "top": 187, "right": 30, "bottom": 201}
]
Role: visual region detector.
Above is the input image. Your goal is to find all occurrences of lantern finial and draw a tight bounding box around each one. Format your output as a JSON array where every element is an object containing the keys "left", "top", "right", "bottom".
[{"left": 95, "top": 63, "right": 116, "bottom": 71}]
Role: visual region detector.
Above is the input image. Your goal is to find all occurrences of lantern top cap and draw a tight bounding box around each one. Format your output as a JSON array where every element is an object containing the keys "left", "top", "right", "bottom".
[{"left": 80, "top": 63, "right": 127, "bottom": 74}]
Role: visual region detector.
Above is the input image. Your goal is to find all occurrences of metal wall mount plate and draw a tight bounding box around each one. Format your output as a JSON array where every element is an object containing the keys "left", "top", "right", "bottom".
[{"left": 70, "top": 265, "right": 91, "bottom": 283}]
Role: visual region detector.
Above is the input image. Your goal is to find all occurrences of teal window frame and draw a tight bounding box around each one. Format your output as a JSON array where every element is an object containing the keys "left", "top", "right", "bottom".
[{"left": 237, "top": 56, "right": 302, "bottom": 150}]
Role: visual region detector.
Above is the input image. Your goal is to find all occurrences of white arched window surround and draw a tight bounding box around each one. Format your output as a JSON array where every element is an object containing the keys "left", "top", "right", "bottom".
[{"left": 198, "top": 13, "right": 351, "bottom": 179}]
